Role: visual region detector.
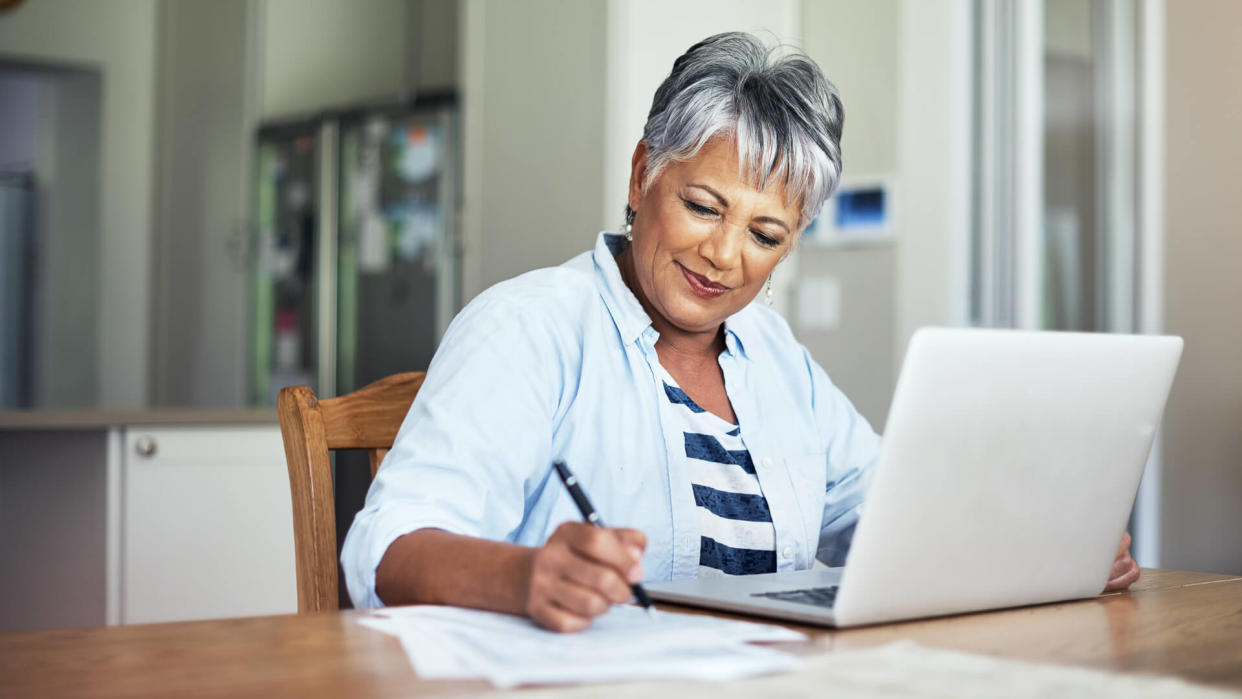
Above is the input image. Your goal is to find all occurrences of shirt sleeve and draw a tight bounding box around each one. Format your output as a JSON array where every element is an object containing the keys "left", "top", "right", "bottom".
[
  {"left": 805, "top": 348, "right": 883, "bottom": 567},
  {"left": 339, "top": 292, "right": 565, "bottom": 608}
]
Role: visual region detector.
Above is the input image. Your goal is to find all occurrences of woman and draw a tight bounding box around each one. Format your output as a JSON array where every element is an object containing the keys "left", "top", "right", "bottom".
[{"left": 341, "top": 32, "right": 1139, "bottom": 632}]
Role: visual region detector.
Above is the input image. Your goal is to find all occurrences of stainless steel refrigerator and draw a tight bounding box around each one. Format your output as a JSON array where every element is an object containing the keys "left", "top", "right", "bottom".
[{"left": 250, "top": 97, "right": 460, "bottom": 406}]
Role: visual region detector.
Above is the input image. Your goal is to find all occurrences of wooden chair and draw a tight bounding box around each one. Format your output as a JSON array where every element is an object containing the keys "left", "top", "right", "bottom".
[{"left": 277, "top": 372, "right": 426, "bottom": 613}]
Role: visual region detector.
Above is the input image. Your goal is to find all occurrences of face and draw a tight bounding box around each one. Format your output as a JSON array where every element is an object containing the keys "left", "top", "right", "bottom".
[{"left": 624, "top": 136, "right": 801, "bottom": 336}]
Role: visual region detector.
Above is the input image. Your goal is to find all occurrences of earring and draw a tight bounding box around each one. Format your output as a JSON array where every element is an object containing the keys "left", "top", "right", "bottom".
[
  {"left": 765, "top": 275, "right": 773, "bottom": 306},
  {"left": 624, "top": 204, "right": 635, "bottom": 241}
]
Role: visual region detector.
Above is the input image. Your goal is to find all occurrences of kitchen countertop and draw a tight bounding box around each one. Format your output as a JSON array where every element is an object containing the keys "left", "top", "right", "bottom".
[{"left": 0, "top": 408, "right": 279, "bottom": 430}]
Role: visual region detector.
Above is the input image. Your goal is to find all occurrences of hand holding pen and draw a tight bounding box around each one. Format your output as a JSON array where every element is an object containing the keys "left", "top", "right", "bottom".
[
  {"left": 552, "top": 461, "right": 656, "bottom": 612},
  {"left": 521, "top": 461, "right": 653, "bottom": 632}
]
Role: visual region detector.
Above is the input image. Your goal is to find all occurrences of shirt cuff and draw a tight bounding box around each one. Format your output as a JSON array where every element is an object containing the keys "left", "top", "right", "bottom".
[{"left": 341, "top": 506, "right": 473, "bottom": 609}]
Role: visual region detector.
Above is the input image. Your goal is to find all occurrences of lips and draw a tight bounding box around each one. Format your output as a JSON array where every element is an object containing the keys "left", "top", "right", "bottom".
[{"left": 678, "top": 263, "right": 730, "bottom": 299}]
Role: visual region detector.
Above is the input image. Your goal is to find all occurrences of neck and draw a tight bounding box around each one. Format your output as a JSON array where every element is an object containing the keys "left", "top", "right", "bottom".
[{"left": 616, "top": 246, "right": 725, "bottom": 360}]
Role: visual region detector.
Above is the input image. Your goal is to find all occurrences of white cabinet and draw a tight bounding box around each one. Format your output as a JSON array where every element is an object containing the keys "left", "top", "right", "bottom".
[
  {"left": 122, "top": 425, "right": 297, "bottom": 624},
  {"left": 0, "top": 416, "right": 298, "bottom": 631}
]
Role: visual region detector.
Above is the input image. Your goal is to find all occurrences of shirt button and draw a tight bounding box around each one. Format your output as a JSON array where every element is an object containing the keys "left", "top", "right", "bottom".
[
  {"left": 761, "top": 458, "right": 774, "bottom": 469},
  {"left": 782, "top": 546, "right": 794, "bottom": 559}
]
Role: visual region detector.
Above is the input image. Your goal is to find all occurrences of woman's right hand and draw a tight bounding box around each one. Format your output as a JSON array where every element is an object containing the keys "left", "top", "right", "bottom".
[{"left": 525, "top": 522, "right": 647, "bottom": 632}]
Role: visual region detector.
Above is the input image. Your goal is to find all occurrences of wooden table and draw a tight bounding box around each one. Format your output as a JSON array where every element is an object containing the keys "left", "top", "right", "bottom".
[{"left": 2, "top": 569, "right": 1240, "bottom": 698}]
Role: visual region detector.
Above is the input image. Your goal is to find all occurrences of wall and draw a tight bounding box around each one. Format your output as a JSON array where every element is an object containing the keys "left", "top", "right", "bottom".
[
  {"left": 1161, "top": 0, "right": 1242, "bottom": 574},
  {"left": 798, "top": 0, "right": 899, "bottom": 428},
  {"left": 259, "top": 0, "right": 410, "bottom": 119},
  {"left": 893, "top": 0, "right": 973, "bottom": 358},
  {"left": 150, "top": 0, "right": 251, "bottom": 407},
  {"left": 407, "top": 0, "right": 458, "bottom": 93},
  {"left": 35, "top": 70, "right": 102, "bottom": 408},
  {"left": 0, "top": 0, "right": 158, "bottom": 409},
  {"left": 1045, "top": 0, "right": 1092, "bottom": 59},
  {"left": 460, "top": 0, "right": 609, "bottom": 300}
]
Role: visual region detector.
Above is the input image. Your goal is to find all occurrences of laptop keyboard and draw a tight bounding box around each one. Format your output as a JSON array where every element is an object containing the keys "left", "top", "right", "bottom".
[{"left": 751, "top": 585, "right": 840, "bottom": 608}]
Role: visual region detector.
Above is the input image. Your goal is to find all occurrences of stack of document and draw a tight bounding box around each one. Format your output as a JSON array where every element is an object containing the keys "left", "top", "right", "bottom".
[{"left": 359, "top": 604, "right": 806, "bottom": 688}]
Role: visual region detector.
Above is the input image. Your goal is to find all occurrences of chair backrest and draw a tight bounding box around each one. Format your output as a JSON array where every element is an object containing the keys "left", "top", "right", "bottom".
[{"left": 277, "top": 372, "right": 426, "bottom": 613}]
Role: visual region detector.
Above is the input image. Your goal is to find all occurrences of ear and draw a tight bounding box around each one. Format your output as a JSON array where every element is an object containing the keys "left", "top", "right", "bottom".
[{"left": 627, "top": 141, "right": 649, "bottom": 214}]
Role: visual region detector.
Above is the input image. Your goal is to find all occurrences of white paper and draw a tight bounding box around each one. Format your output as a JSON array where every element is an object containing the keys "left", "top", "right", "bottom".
[
  {"left": 489, "top": 640, "right": 1241, "bottom": 699},
  {"left": 359, "top": 604, "right": 805, "bottom": 689}
]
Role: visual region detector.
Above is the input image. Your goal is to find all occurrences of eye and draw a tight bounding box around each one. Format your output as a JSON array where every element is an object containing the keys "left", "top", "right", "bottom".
[
  {"left": 682, "top": 198, "right": 718, "bottom": 217},
  {"left": 751, "top": 230, "right": 780, "bottom": 248}
]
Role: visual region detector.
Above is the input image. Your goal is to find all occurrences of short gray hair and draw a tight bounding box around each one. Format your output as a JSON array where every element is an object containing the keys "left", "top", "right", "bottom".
[{"left": 630, "top": 32, "right": 844, "bottom": 229}]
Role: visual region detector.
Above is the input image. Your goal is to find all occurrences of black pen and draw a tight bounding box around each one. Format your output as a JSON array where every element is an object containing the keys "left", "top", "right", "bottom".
[{"left": 551, "top": 460, "right": 656, "bottom": 614}]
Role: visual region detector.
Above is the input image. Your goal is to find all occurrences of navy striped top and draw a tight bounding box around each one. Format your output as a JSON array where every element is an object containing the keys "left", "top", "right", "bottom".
[{"left": 658, "top": 366, "right": 777, "bottom": 577}]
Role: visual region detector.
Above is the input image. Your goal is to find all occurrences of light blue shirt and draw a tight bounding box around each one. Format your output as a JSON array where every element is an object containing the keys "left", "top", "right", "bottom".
[{"left": 341, "top": 232, "right": 881, "bottom": 608}]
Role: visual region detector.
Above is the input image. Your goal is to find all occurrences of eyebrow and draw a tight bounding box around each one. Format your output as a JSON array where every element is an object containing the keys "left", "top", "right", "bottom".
[{"left": 687, "top": 184, "right": 791, "bottom": 235}]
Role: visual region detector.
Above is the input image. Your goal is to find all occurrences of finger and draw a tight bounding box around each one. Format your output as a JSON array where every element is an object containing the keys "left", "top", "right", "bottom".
[
  {"left": 1105, "top": 557, "right": 1139, "bottom": 590},
  {"left": 563, "top": 525, "right": 644, "bottom": 579},
  {"left": 530, "top": 599, "right": 591, "bottom": 633},
  {"left": 560, "top": 555, "right": 635, "bottom": 604},
  {"left": 1104, "top": 562, "right": 1141, "bottom": 592},
  {"left": 1117, "top": 531, "right": 1132, "bottom": 556},
  {"left": 1109, "top": 555, "right": 1130, "bottom": 580},
  {"left": 614, "top": 529, "right": 647, "bottom": 578},
  {"left": 614, "top": 528, "right": 648, "bottom": 556},
  {"left": 548, "top": 575, "right": 614, "bottom": 618}
]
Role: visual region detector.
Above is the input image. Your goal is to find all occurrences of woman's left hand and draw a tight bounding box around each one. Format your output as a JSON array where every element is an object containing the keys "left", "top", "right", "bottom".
[{"left": 1103, "top": 531, "right": 1140, "bottom": 592}]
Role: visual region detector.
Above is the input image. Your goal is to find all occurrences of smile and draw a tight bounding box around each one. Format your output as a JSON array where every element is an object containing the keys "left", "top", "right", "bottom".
[{"left": 678, "top": 263, "right": 731, "bottom": 299}]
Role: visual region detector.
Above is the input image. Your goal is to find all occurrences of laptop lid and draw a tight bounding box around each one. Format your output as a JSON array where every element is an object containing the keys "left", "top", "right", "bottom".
[{"left": 831, "top": 328, "right": 1182, "bottom": 626}]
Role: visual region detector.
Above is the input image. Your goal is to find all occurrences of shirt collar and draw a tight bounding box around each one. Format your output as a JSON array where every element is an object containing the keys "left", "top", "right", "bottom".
[
  {"left": 722, "top": 315, "right": 753, "bottom": 360},
  {"left": 592, "top": 232, "right": 755, "bottom": 360}
]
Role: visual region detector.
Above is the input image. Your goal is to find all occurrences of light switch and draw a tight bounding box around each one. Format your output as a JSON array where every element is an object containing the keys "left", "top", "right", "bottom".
[{"left": 797, "top": 276, "right": 842, "bottom": 331}]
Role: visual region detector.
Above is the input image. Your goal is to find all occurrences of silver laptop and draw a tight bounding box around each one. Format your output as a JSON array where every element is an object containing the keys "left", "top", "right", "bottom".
[{"left": 646, "top": 327, "right": 1183, "bottom": 627}]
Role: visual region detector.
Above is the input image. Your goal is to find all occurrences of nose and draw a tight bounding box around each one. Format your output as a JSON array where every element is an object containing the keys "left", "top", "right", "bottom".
[{"left": 698, "top": 222, "right": 743, "bottom": 272}]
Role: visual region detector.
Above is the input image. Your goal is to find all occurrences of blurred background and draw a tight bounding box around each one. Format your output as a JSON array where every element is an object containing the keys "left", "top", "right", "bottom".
[{"left": 0, "top": 0, "right": 1239, "bottom": 630}]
